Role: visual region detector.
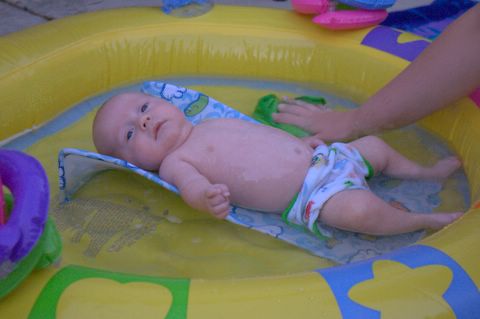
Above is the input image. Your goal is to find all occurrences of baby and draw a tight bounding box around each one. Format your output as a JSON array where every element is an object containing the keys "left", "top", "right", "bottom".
[{"left": 92, "top": 92, "right": 463, "bottom": 237}]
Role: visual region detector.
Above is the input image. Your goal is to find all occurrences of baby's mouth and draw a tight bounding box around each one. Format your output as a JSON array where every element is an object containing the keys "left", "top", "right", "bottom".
[{"left": 153, "top": 121, "right": 164, "bottom": 140}]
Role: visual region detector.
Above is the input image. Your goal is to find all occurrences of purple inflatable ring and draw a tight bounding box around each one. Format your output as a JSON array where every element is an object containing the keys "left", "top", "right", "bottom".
[{"left": 0, "top": 150, "right": 49, "bottom": 270}]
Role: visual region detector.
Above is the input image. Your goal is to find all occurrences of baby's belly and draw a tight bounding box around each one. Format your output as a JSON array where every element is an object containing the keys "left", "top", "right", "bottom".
[
  {"left": 205, "top": 155, "right": 311, "bottom": 213},
  {"left": 187, "top": 119, "right": 314, "bottom": 212},
  {"left": 227, "top": 172, "right": 306, "bottom": 212}
]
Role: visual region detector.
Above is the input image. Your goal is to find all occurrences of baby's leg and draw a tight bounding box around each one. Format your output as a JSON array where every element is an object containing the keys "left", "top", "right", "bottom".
[
  {"left": 320, "top": 189, "right": 462, "bottom": 235},
  {"left": 349, "top": 136, "right": 461, "bottom": 180}
]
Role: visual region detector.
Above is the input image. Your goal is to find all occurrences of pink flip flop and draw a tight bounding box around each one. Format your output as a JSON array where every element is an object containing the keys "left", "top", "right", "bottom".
[
  {"left": 313, "top": 9, "right": 388, "bottom": 30},
  {"left": 291, "top": 0, "right": 330, "bottom": 14}
]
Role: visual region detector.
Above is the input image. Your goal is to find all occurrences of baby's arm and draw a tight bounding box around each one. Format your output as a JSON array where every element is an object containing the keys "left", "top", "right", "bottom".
[{"left": 161, "top": 159, "right": 231, "bottom": 219}]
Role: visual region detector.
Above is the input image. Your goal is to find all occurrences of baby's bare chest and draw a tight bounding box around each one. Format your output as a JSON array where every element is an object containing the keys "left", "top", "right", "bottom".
[{"left": 179, "top": 119, "right": 312, "bottom": 182}]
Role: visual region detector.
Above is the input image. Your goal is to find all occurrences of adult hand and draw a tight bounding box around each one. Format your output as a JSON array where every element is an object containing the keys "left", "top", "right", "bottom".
[{"left": 272, "top": 97, "right": 357, "bottom": 142}]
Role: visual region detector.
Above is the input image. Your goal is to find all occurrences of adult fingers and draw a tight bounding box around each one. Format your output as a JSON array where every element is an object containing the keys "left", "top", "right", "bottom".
[
  {"left": 277, "top": 102, "right": 310, "bottom": 116},
  {"left": 281, "top": 96, "right": 331, "bottom": 112},
  {"left": 272, "top": 112, "right": 311, "bottom": 129}
]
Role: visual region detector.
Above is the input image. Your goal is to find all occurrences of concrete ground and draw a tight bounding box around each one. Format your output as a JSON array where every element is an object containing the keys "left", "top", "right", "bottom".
[{"left": 0, "top": 0, "right": 433, "bottom": 36}]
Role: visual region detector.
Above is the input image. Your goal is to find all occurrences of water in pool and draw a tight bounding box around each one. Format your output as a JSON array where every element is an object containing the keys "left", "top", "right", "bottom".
[{"left": 4, "top": 78, "right": 470, "bottom": 279}]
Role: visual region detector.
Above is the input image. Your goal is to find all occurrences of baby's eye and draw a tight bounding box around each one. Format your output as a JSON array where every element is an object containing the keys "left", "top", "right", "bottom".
[
  {"left": 126, "top": 130, "right": 133, "bottom": 141},
  {"left": 140, "top": 103, "right": 149, "bottom": 113}
]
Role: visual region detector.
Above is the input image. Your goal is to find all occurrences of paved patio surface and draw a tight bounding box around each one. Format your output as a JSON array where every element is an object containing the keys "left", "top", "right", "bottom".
[{"left": 0, "top": 0, "right": 432, "bottom": 36}]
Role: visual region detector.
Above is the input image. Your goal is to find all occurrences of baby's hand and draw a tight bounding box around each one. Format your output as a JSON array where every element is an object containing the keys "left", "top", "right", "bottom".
[{"left": 205, "top": 184, "right": 231, "bottom": 219}]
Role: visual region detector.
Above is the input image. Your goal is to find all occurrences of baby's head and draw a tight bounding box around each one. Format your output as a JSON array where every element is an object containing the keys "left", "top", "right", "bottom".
[{"left": 92, "top": 92, "right": 191, "bottom": 171}]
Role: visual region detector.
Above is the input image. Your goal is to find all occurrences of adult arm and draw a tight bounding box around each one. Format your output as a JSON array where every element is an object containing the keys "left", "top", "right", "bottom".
[
  {"left": 273, "top": 3, "right": 480, "bottom": 141},
  {"left": 353, "top": 3, "right": 480, "bottom": 135}
]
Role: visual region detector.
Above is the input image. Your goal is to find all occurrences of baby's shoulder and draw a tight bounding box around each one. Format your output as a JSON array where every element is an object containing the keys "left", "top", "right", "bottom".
[
  {"left": 196, "top": 118, "right": 249, "bottom": 129},
  {"left": 159, "top": 152, "right": 184, "bottom": 179}
]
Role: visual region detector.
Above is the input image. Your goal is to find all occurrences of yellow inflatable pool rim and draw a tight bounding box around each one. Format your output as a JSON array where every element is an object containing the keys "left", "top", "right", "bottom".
[{"left": 0, "top": 5, "right": 479, "bottom": 319}]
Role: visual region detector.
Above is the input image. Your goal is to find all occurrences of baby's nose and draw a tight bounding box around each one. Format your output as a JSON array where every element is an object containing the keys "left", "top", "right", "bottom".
[{"left": 139, "top": 114, "right": 151, "bottom": 129}]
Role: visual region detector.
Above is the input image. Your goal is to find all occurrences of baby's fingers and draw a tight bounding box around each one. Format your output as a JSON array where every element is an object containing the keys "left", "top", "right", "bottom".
[
  {"left": 208, "top": 193, "right": 228, "bottom": 207},
  {"left": 208, "top": 194, "right": 230, "bottom": 219},
  {"left": 211, "top": 202, "right": 231, "bottom": 219},
  {"left": 207, "top": 184, "right": 230, "bottom": 199},
  {"left": 205, "top": 184, "right": 230, "bottom": 219}
]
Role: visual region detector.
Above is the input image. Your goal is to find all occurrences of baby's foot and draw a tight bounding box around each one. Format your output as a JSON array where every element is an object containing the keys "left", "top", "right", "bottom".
[
  {"left": 425, "top": 212, "right": 463, "bottom": 230},
  {"left": 425, "top": 156, "right": 462, "bottom": 180}
]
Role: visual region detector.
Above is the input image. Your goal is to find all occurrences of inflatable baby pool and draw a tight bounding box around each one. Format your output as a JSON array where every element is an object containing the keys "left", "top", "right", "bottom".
[{"left": 0, "top": 5, "right": 479, "bottom": 318}]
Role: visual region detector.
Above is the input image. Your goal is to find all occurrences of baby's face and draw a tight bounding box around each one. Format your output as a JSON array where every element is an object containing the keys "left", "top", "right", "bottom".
[{"left": 93, "top": 92, "right": 191, "bottom": 170}]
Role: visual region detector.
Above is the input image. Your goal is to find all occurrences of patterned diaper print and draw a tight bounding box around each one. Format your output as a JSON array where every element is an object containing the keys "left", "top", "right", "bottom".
[{"left": 283, "top": 142, "right": 373, "bottom": 238}]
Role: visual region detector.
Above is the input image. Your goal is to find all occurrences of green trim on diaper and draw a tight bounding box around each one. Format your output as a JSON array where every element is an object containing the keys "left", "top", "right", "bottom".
[
  {"left": 313, "top": 224, "right": 329, "bottom": 240},
  {"left": 281, "top": 193, "right": 299, "bottom": 223},
  {"left": 281, "top": 194, "right": 312, "bottom": 233},
  {"left": 362, "top": 156, "right": 375, "bottom": 180},
  {"left": 281, "top": 193, "right": 328, "bottom": 241}
]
